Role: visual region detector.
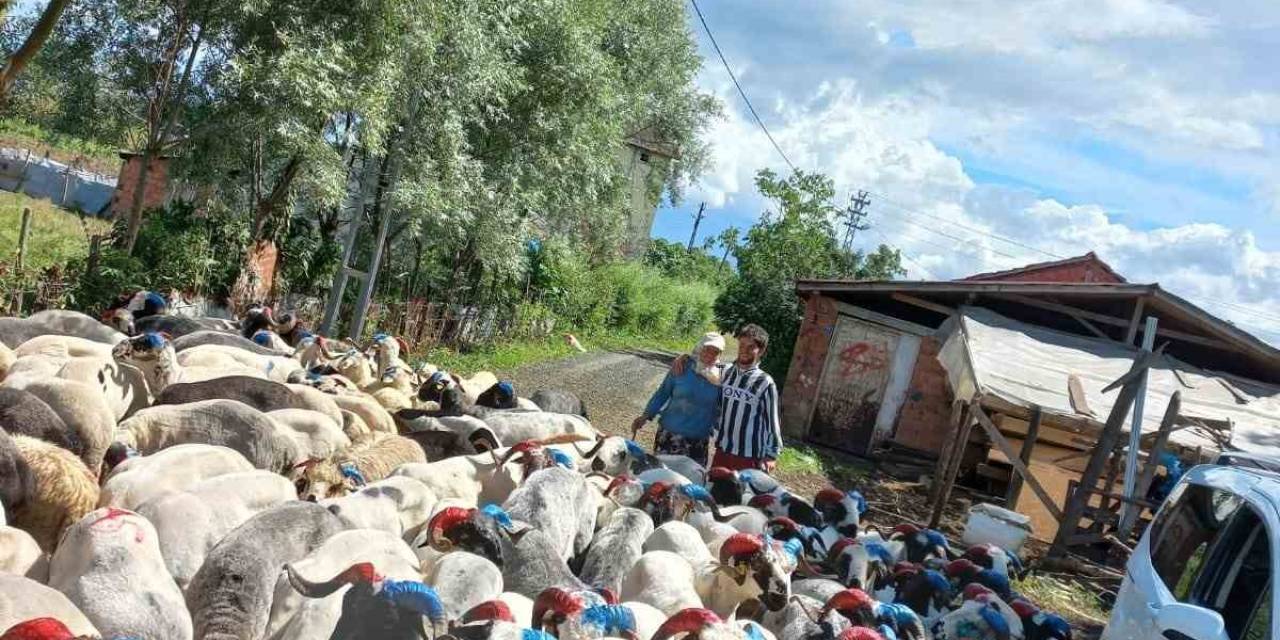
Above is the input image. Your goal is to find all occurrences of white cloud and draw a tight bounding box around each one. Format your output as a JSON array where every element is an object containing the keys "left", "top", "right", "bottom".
[{"left": 686, "top": 75, "right": 1280, "bottom": 343}]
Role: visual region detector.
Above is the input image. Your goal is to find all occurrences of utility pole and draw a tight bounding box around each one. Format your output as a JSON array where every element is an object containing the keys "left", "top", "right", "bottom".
[
  {"left": 838, "top": 190, "right": 871, "bottom": 252},
  {"left": 687, "top": 202, "right": 706, "bottom": 250}
]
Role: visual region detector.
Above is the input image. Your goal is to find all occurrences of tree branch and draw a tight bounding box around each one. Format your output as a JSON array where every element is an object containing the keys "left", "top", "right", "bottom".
[{"left": 0, "top": 0, "right": 73, "bottom": 102}]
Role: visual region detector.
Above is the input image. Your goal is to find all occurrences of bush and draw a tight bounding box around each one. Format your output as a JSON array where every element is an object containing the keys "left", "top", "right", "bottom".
[
  {"left": 529, "top": 238, "right": 718, "bottom": 339},
  {"left": 65, "top": 201, "right": 250, "bottom": 313}
]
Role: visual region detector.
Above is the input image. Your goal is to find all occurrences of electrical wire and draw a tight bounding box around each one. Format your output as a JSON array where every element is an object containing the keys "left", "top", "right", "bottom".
[{"left": 690, "top": 0, "right": 799, "bottom": 174}]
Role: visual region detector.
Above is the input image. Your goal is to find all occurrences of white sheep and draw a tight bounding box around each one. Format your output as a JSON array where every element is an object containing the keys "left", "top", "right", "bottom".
[
  {"left": 326, "top": 390, "right": 398, "bottom": 434},
  {"left": 268, "top": 409, "right": 352, "bottom": 459},
  {"left": 48, "top": 507, "right": 193, "bottom": 640},
  {"left": 427, "top": 551, "right": 504, "bottom": 621},
  {"left": 503, "top": 466, "right": 599, "bottom": 562},
  {"left": 3, "top": 377, "right": 114, "bottom": 474},
  {"left": 266, "top": 528, "right": 423, "bottom": 640},
  {"left": 178, "top": 343, "right": 302, "bottom": 383},
  {"left": 113, "top": 399, "right": 304, "bottom": 473},
  {"left": 0, "top": 525, "right": 48, "bottom": 582},
  {"left": 111, "top": 332, "right": 267, "bottom": 395},
  {"left": 0, "top": 573, "right": 99, "bottom": 637},
  {"left": 99, "top": 443, "right": 254, "bottom": 510},
  {"left": 320, "top": 475, "right": 438, "bottom": 542},
  {"left": 392, "top": 449, "right": 522, "bottom": 507},
  {"left": 135, "top": 470, "right": 297, "bottom": 591}
]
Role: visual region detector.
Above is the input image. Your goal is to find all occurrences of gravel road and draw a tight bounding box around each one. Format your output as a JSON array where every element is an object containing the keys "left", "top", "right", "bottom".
[{"left": 504, "top": 348, "right": 683, "bottom": 449}]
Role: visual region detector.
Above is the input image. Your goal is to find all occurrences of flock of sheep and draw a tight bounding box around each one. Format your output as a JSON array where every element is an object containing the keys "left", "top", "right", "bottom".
[{"left": 0, "top": 301, "right": 1073, "bottom": 640}]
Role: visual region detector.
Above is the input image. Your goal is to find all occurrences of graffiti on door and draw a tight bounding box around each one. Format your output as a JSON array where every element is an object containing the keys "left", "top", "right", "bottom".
[{"left": 838, "top": 341, "right": 888, "bottom": 377}]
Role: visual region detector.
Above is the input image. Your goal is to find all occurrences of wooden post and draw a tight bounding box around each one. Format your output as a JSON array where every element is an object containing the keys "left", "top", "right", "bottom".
[
  {"left": 1125, "top": 297, "right": 1146, "bottom": 345},
  {"left": 1118, "top": 390, "right": 1181, "bottom": 537},
  {"left": 15, "top": 207, "right": 31, "bottom": 269},
  {"left": 1006, "top": 405, "right": 1041, "bottom": 509},
  {"left": 930, "top": 401, "right": 974, "bottom": 529},
  {"left": 1050, "top": 350, "right": 1157, "bottom": 556},
  {"left": 928, "top": 401, "right": 966, "bottom": 506},
  {"left": 973, "top": 406, "right": 1062, "bottom": 521}
]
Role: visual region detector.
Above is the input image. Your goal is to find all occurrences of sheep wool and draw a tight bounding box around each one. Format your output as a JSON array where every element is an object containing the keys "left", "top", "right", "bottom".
[{"left": 10, "top": 435, "right": 99, "bottom": 552}]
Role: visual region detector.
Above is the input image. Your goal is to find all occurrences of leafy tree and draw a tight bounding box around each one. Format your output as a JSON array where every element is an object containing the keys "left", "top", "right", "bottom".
[
  {"left": 715, "top": 226, "right": 739, "bottom": 273},
  {"left": 714, "top": 168, "right": 904, "bottom": 383}
]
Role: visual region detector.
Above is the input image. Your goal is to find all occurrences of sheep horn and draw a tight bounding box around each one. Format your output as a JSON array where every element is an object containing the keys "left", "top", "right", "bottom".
[
  {"left": 814, "top": 487, "right": 844, "bottom": 506},
  {"left": 649, "top": 608, "right": 721, "bottom": 640},
  {"left": 426, "top": 507, "right": 474, "bottom": 549},
  {"left": 531, "top": 588, "right": 584, "bottom": 630},
  {"left": 461, "top": 600, "right": 515, "bottom": 624},
  {"left": 318, "top": 337, "right": 338, "bottom": 360},
  {"left": 796, "top": 555, "right": 838, "bottom": 580},
  {"left": 718, "top": 533, "right": 765, "bottom": 564},
  {"left": 822, "top": 589, "right": 875, "bottom": 618},
  {"left": 469, "top": 429, "right": 500, "bottom": 453},
  {"left": 582, "top": 434, "right": 607, "bottom": 459},
  {"left": 827, "top": 538, "right": 859, "bottom": 563},
  {"left": 287, "top": 561, "right": 380, "bottom": 598}
]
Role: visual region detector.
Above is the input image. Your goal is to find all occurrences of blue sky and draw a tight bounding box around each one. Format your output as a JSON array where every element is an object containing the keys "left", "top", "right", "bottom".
[{"left": 651, "top": 0, "right": 1280, "bottom": 343}]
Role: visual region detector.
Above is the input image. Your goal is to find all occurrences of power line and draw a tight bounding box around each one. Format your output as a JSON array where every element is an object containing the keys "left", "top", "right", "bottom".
[
  {"left": 871, "top": 227, "right": 933, "bottom": 279},
  {"left": 872, "top": 208, "right": 1025, "bottom": 261},
  {"left": 690, "top": 0, "right": 799, "bottom": 174},
  {"left": 866, "top": 190, "right": 1066, "bottom": 260}
]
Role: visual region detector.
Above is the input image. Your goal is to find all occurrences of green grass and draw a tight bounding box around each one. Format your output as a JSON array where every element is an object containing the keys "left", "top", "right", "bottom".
[
  {"left": 415, "top": 331, "right": 712, "bottom": 376},
  {"left": 0, "top": 192, "right": 110, "bottom": 271},
  {"left": 0, "top": 118, "right": 119, "bottom": 175},
  {"left": 777, "top": 446, "right": 827, "bottom": 475},
  {"left": 1015, "top": 574, "right": 1109, "bottom": 627}
]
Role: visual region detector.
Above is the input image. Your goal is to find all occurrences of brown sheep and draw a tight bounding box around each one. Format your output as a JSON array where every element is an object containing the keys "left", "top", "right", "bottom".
[
  {"left": 291, "top": 433, "right": 426, "bottom": 501},
  {"left": 11, "top": 435, "right": 99, "bottom": 552}
]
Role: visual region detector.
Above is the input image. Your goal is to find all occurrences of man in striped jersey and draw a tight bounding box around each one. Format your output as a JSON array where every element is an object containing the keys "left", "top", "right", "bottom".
[{"left": 710, "top": 324, "right": 783, "bottom": 472}]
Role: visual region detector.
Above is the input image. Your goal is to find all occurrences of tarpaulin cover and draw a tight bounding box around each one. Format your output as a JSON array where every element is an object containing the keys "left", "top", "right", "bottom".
[{"left": 937, "top": 306, "right": 1280, "bottom": 457}]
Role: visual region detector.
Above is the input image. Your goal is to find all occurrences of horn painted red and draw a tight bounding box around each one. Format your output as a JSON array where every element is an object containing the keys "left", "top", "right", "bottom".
[
  {"left": 650, "top": 608, "right": 722, "bottom": 640},
  {"left": 814, "top": 487, "right": 844, "bottom": 505},
  {"left": 0, "top": 618, "right": 76, "bottom": 640},
  {"left": 461, "top": 600, "right": 515, "bottom": 624},
  {"left": 822, "top": 588, "right": 875, "bottom": 616},
  {"left": 718, "top": 533, "right": 765, "bottom": 563},
  {"left": 531, "top": 588, "right": 585, "bottom": 630}
]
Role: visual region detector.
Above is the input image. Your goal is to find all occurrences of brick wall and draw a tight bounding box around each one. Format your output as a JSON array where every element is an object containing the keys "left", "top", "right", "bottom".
[
  {"left": 109, "top": 154, "right": 171, "bottom": 219},
  {"left": 781, "top": 293, "right": 839, "bottom": 439},
  {"left": 890, "top": 336, "right": 955, "bottom": 454},
  {"left": 971, "top": 259, "right": 1124, "bottom": 284}
]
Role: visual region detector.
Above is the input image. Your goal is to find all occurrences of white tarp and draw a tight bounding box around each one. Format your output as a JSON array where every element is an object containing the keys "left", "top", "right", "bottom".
[{"left": 938, "top": 306, "right": 1280, "bottom": 457}]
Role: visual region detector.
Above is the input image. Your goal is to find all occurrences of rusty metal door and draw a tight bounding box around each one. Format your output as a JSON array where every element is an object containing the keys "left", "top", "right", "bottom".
[{"left": 809, "top": 316, "right": 899, "bottom": 455}]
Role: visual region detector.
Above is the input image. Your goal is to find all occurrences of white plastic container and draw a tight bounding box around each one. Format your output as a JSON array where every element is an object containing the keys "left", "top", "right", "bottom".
[{"left": 962, "top": 503, "right": 1033, "bottom": 554}]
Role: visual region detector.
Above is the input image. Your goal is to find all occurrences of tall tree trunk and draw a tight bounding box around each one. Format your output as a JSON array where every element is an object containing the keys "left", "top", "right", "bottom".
[
  {"left": 121, "top": 19, "right": 207, "bottom": 254},
  {"left": 252, "top": 153, "right": 304, "bottom": 240},
  {"left": 0, "top": 0, "right": 72, "bottom": 102}
]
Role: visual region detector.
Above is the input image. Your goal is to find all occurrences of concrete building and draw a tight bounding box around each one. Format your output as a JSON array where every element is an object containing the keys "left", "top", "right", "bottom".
[{"left": 620, "top": 130, "right": 679, "bottom": 257}]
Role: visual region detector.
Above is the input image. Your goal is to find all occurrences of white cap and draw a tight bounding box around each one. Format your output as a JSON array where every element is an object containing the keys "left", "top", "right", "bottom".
[{"left": 695, "top": 332, "right": 726, "bottom": 355}]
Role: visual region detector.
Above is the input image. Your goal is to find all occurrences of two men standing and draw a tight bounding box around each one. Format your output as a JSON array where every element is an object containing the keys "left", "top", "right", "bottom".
[{"left": 632, "top": 323, "right": 783, "bottom": 473}]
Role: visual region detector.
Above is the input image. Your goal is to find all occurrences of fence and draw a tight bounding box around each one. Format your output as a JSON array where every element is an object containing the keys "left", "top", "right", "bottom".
[{"left": 0, "top": 148, "right": 116, "bottom": 215}]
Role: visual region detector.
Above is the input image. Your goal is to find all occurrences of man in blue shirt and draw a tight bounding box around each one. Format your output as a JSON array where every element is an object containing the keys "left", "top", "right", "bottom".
[{"left": 631, "top": 332, "right": 725, "bottom": 466}]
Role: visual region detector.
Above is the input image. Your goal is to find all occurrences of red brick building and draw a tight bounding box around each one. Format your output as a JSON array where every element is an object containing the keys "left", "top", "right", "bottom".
[
  {"left": 109, "top": 152, "right": 172, "bottom": 219},
  {"left": 780, "top": 253, "right": 1280, "bottom": 458}
]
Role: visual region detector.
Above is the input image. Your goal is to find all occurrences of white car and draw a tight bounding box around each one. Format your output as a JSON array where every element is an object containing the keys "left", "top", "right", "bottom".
[{"left": 1104, "top": 464, "right": 1274, "bottom": 640}]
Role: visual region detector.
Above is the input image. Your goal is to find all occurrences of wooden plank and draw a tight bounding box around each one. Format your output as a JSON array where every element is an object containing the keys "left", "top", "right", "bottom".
[
  {"left": 973, "top": 405, "right": 1064, "bottom": 521},
  {"left": 1067, "top": 375, "right": 1094, "bottom": 417},
  {"left": 872, "top": 334, "right": 921, "bottom": 451},
  {"left": 1125, "top": 297, "right": 1146, "bottom": 345},
  {"left": 1118, "top": 391, "right": 1181, "bottom": 537},
  {"left": 833, "top": 301, "right": 934, "bottom": 337},
  {"left": 1006, "top": 406, "right": 1041, "bottom": 509},
  {"left": 929, "top": 402, "right": 973, "bottom": 529},
  {"left": 1073, "top": 314, "right": 1112, "bottom": 341},
  {"left": 891, "top": 292, "right": 956, "bottom": 316},
  {"left": 993, "top": 293, "right": 1239, "bottom": 352},
  {"left": 927, "top": 400, "right": 966, "bottom": 510},
  {"left": 1050, "top": 350, "right": 1157, "bottom": 556}
]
